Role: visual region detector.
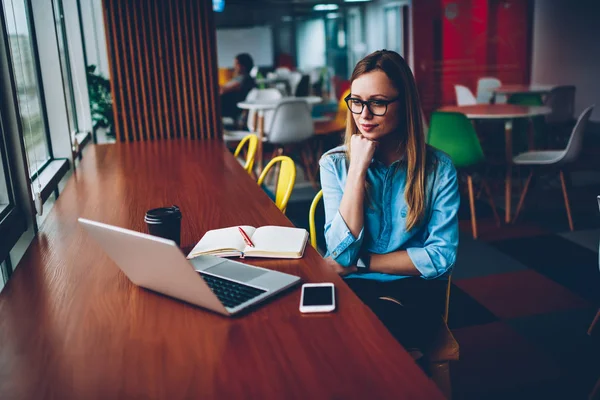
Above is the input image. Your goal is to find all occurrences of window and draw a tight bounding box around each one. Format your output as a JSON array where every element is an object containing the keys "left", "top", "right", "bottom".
[
  {"left": 347, "top": 7, "right": 365, "bottom": 74},
  {"left": 384, "top": 4, "right": 404, "bottom": 57},
  {"left": 2, "top": 0, "right": 52, "bottom": 178},
  {"left": 0, "top": 123, "right": 11, "bottom": 219},
  {"left": 53, "top": 0, "right": 79, "bottom": 144}
]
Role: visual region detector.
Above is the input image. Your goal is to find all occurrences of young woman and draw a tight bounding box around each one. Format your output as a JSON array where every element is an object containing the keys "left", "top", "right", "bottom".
[{"left": 319, "top": 50, "right": 459, "bottom": 353}]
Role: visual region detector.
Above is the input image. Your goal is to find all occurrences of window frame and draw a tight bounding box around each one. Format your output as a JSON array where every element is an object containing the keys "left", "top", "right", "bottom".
[
  {"left": 3, "top": 0, "right": 56, "bottom": 181},
  {"left": 0, "top": 40, "right": 27, "bottom": 263},
  {"left": 52, "top": 0, "right": 80, "bottom": 139}
]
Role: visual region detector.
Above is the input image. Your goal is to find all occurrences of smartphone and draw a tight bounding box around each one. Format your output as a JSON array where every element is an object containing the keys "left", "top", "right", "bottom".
[{"left": 299, "top": 283, "right": 336, "bottom": 313}]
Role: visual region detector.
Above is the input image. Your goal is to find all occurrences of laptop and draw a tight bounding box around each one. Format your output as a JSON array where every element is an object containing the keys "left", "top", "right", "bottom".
[{"left": 78, "top": 218, "right": 301, "bottom": 316}]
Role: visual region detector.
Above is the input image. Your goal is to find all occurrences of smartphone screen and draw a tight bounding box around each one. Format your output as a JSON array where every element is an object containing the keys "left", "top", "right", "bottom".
[{"left": 302, "top": 286, "right": 334, "bottom": 306}]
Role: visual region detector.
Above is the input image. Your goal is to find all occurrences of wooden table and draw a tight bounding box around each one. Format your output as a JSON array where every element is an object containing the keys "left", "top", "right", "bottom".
[
  {"left": 0, "top": 140, "right": 443, "bottom": 399},
  {"left": 439, "top": 104, "right": 552, "bottom": 223}
]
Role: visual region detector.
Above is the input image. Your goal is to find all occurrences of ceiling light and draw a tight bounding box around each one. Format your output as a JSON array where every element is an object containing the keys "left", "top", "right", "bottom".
[
  {"left": 313, "top": 4, "right": 339, "bottom": 11},
  {"left": 344, "top": 0, "right": 371, "bottom": 2},
  {"left": 326, "top": 12, "right": 339, "bottom": 19}
]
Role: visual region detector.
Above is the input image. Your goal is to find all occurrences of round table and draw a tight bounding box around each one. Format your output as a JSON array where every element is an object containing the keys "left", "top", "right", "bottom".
[
  {"left": 439, "top": 104, "right": 552, "bottom": 223},
  {"left": 237, "top": 96, "right": 323, "bottom": 172}
]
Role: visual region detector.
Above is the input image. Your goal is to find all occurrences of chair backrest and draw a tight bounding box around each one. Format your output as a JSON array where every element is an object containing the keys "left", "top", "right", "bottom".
[
  {"left": 444, "top": 275, "right": 452, "bottom": 323},
  {"left": 275, "top": 67, "right": 292, "bottom": 77},
  {"left": 267, "top": 100, "right": 315, "bottom": 145},
  {"left": 476, "top": 77, "right": 501, "bottom": 104},
  {"left": 309, "top": 190, "right": 323, "bottom": 249},
  {"left": 257, "top": 156, "right": 296, "bottom": 213},
  {"left": 507, "top": 92, "right": 543, "bottom": 106},
  {"left": 544, "top": 85, "right": 576, "bottom": 124},
  {"left": 289, "top": 71, "right": 303, "bottom": 97},
  {"left": 246, "top": 88, "right": 283, "bottom": 132},
  {"left": 560, "top": 105, "right": 594, "bottom": 164},
  {"left": 249, "top": 65, "right": 259, "bottom": 79},
  {"left": 295, "top": 74, "right": 310, "bottom": 97},
  {"left": 233, "top": 134, "right": 258, "bottom": 175},
  {"left": 427, "top": 111, "right": 485, "bottom": 168},
  {"left": 454, "top": 85, "right": 477, "bottom": 106}
]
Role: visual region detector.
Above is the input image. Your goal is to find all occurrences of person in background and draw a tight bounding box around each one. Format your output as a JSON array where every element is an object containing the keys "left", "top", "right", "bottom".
[
  {"left": 220, "top": 53, "right": 255, "bottom": 121},
  {"left": 319, "top": 50, "right": 459, "bottom": 356}
]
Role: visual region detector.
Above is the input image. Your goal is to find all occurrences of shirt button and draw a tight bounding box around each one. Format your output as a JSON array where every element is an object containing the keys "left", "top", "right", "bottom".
[{"left": 333, "top": 251, "right": 338, "bottom": 256}]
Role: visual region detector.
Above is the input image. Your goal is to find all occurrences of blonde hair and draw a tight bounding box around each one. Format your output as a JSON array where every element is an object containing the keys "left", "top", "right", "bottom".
[{"left": 344, "top": 50, "right": 428, "bottom": 231}]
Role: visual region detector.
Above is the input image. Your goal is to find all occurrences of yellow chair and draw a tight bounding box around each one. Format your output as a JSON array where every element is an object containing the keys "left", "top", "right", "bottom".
[
  {"left": 379, "top": 276, "right": 459, "bottom": 399},
  {"left": 309, "top": 190, "right": 323, "bottom": 249},
  {"left": 427, "top": 276, "right": 460, "bottom": 399},
  {"left": 233, "top": 134, "right": 258, "bottom": 175},
  {"left": 257, "top": 156, "right": 296, "bottom": 213}
]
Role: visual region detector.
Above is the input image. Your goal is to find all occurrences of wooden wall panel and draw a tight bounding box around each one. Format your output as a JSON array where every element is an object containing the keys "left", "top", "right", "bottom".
[{"left": 102, "top": 0, "right": 221, "bottom": 141}]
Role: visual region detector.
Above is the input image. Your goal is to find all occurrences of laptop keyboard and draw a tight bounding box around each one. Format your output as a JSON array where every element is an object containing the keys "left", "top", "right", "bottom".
[{"left": 199, "top": 272, "right": 266, "bottom": 309}]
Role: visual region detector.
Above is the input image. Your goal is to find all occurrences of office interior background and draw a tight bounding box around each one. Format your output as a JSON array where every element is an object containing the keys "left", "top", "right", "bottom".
[{"left": 1, "top": 0, "right": 600, "bottom": 398}]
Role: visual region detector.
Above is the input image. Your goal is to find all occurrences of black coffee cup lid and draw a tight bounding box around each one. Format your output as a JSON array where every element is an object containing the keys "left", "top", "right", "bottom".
[{"left": 145, "top": 205, "right": 181, "bottom": 222}]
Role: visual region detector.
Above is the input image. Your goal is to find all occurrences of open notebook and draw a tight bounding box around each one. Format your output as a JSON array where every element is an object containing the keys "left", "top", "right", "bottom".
[{"left": 187, "top": 225, "right": 309, "bottom": 259}]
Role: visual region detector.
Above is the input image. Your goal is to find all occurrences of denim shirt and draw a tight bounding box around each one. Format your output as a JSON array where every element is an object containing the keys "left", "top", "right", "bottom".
[{"left": 319, "top": 145, "right": 459, "bottom": 282}]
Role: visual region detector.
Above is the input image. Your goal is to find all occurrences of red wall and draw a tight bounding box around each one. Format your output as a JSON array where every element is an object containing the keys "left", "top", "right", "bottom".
[{"left": 413, "top": 0, "right": 532, "bottom": 115}]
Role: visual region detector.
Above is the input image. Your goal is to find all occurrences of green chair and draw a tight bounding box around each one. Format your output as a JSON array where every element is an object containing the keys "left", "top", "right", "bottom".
[
  {"left": 427, "top": 111, "right": 500, "bottom": 239},
  {"left": 508, "top": 93, "right": 546, "bottom": 150}
]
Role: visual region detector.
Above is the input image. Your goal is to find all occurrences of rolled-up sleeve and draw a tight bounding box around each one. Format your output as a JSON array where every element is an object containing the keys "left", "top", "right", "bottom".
[
  {"left": 319, "top": 156, "right": 364, "bottom": 267},
  {"left": 406, "top": 161, "right": 459, "bottom": 279}
]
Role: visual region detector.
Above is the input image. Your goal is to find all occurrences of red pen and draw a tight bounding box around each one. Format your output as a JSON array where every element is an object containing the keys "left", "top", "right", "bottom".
[{"left": 238, "top": 227, "right": 255, "bottom": 248}]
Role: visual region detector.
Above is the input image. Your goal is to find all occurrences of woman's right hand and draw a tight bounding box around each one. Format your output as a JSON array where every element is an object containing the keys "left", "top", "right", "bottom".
[{"left": 350, "top": 134, "right": 377, "bottom": 172}]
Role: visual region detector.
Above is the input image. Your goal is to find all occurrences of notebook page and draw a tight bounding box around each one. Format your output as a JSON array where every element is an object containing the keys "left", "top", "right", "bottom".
[
  {"left": 188, "top": 226, "right": 256, "bottom": 257},
  {"left": 249, "top": 226, "right": 307, "bottom": 256}
]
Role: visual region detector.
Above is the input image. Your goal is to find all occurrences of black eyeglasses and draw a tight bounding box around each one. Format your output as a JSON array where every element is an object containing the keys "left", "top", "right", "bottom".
[{"left": 344, "top": 95, "right": 400, "bottom": 116}]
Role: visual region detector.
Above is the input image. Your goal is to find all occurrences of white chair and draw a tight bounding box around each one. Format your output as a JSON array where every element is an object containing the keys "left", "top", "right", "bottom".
[
  {"left": 223, "top": 88, "right": 282, "bottom": 143},
  {"left": 512, "top": 105, "right": 595, "bottom": 231},
  {"left": 246, "top": 88, "right": 283, "bottom": 134},
  {"left": 476, "top": 77, "right": 502, "bottom": 104},
  {"left": 266, "top": 99, "right": 318, "bottom": 188},
  {"left": 454, "top": 85, "right": 477, "bottom": 106}
]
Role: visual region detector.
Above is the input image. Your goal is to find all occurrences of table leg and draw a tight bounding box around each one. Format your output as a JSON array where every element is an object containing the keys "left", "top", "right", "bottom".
[{"left": 505, "top": 120, "right": 513, "bottom": 223}]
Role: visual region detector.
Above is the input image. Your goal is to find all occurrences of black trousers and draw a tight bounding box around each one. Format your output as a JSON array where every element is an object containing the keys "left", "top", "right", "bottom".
[{"left": 345, "top": 277, "right": 447, "bottom": 351}]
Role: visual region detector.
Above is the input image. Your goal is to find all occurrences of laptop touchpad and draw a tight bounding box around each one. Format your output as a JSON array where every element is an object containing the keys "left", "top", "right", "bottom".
[{"left": 204, "top": 261, "right": 268, "bottom": 282}]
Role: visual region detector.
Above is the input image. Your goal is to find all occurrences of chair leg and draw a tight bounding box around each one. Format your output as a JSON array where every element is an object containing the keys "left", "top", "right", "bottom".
[
  {"left": 269, "top": 148, "right": 284, "bottom": 186},
  {"left": 588, "top": 309, "right": 600, "bottom": 336},
  {"left": 590, "top": 376, "right": 600, "bottom": 400},
  {"left": 481, "top": 179, "right": 501, "bottom": 226},
  {"left": 430, "top": 361, "right": 452, "bottom": 400},
  {"left": 513, "top": 169, "right": 534, "bottom": 223},
  {"left": 559, "top": 170, "right": 575, "bottom": 231},
  {"left": 467, "top": 175, "right": 478, "bottom": 239}
]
